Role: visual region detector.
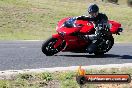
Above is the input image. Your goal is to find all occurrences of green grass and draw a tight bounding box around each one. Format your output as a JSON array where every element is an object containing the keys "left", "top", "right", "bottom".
[
  {"left": 0, "top": 67, "right": 132, "bottom": 88},
  {"left": 0, "top": 0, "right": 132, "bottom": 42}
]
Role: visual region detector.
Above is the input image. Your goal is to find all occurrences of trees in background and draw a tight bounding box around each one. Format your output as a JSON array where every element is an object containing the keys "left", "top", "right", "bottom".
[{"left": 127, "top": 0, "right": 132, "bottom": 7}]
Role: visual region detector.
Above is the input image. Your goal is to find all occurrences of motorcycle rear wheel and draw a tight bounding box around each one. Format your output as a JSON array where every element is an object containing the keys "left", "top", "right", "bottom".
[
  {"left": 94, "top": 36, "right": 114, "bottom": 56},
  {"left": 41, "top": 37, "right": 66, "bottom": 56}
]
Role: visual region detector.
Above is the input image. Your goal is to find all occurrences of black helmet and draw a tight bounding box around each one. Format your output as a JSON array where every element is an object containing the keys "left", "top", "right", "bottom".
[{"left": 88, "top": 4, "right": 99, "bottom": 13}]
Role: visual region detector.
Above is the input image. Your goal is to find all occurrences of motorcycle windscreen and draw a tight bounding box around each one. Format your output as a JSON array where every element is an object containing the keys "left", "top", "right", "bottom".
[{"left": 57, "top": 17, "right": 71, "bottom": 28}]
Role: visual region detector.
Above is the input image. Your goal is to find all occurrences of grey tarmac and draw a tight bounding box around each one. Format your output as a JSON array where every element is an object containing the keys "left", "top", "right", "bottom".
[{"left": 0, "top": 41, "right": 132, "bottom": 71}]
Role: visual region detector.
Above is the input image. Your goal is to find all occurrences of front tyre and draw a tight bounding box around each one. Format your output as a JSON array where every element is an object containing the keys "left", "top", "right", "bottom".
[{"left": 41, "top": 37, "right": 65, "bottom": 56}]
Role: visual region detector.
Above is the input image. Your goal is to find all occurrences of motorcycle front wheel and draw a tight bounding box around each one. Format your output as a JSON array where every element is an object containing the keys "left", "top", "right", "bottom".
[{"left": 41, "top": 37, "right": 66, "bottom": 56}]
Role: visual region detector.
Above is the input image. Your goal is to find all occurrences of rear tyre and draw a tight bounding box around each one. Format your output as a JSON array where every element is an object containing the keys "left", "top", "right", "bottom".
[
  {"left": 94, "top": 36, "right": 114, "bottom": 56},
  {"left": 41, "top": 37, "right": 66, "bottom": 56}
]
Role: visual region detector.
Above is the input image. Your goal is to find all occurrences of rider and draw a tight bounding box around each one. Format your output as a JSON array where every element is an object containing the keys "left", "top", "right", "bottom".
[{"left": 75, "top": 4, "right": 111, "bottom": 54}]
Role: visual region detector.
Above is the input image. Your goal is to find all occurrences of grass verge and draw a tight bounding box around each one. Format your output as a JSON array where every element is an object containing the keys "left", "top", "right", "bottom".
[
  {"left": 0, "top": 0, "right": 132, "bottom": 42},
  {"left": 0, "top": 67, "right": 132, "bottom": 88}
]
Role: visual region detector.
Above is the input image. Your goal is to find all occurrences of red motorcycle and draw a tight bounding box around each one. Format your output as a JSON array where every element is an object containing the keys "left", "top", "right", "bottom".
[{"left": 42, "top": 17, "right": 123, "bottom": 56}]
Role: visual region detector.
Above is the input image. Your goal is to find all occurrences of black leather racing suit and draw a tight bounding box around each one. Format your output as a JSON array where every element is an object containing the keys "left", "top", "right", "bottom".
[{"left": 77, "top": 13, "right": 111, "bottom": 53}]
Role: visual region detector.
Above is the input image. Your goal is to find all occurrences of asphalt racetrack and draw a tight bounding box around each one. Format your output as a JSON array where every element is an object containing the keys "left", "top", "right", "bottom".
[{"left": 0, "top": 41, "right": 132, "bottom": 71}]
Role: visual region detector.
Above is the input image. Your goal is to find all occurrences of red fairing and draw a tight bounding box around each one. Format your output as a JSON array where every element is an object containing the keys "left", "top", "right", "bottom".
[
  {"left": 62, "top": 36, "right": 88, "bottom": 52},
  {"left": 52, "top": 34, "right": 62, "bottom": 39},
  {"left": 76, "top": 20, "right": 94, "bottom": 34},
  {"left": 109, "top": 20, "right": 121, "bottom": 34},
  {"left": 56, "top": 17, "right": 94, "bottom": 35},
  {"left": 57, "top": 17, "right": 122, "bottom": 35},
  {"left": 52, "top": 33, "right": 88, "bottom": 52}
]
